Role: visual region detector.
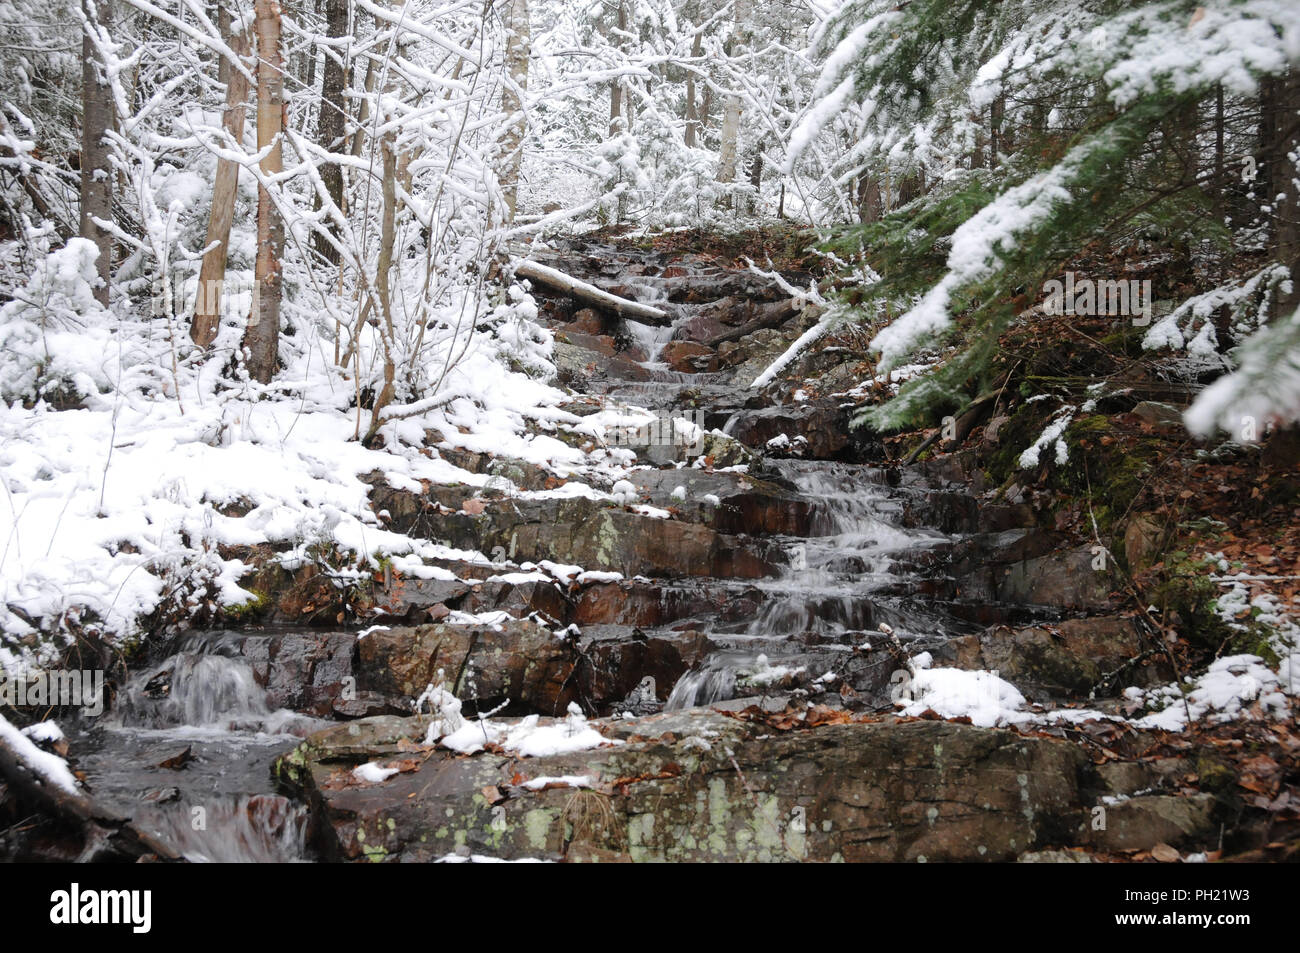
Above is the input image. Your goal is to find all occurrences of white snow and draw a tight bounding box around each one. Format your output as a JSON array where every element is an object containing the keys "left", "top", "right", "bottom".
[
  {"left": 0, "top": 238, "right": 589, "bottom": 670},
  {"left": 898, "top": 666, "right": 1030, "bottom": 728},
  {"left": 745, "top": 653, "right": 806, "bottom": 687},
  {"left": 353, "top": 761, "right": 400, "bottom": 784},
  {"left": 425, "top": 692, "right": 618, "bottom": 759},
  {"left": 1130, "top": 654, "right": 1292, "bottom": 731},
  {"left": 21, "top": 720, "right": 64, "bottom": 743},
  {"left": 1018, "top": 407, "right": 1075, "bottom": 469},
  {"left": 435, "top": 854, "right": 551, "bottom": 863},
  {"left": 0, "top": 712, "right": 79, "bottom": 794},
  {"left": 631, "top": 504, "right": 671, "bottom": 519},
  {"left": 520, "top": 774, "right": 592, "bottom": 790},
  {"left": 502, "top": 704, "right": 619, "bottom": 758},
  {"left": 610, "top": 479, "right": 638, "bottom": 504}
]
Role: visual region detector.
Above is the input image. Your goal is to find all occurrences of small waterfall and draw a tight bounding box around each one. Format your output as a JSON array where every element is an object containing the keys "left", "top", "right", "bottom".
[
  {"left": 666, "top": 460, "right": 955, "bottom": 710},
  {"left": 84, "top": 633, "right": 326, "bottom": 861},
  {"left": 624, "top": 317, "right": 678, "bottom": 364},
  {"left": 110, "top": 639, "right": 314, "bottom": 735},
  {"left": 666, "top": 660, "right": 737, "bottom": 710},
  {"left": 137, "top": 794, "right": 310, "bottom": 863}
]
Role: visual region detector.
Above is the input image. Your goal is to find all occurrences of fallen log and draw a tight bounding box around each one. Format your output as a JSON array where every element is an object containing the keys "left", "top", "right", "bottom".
[
  {"left": 0, "top": 724, "right": 181, "bottom": 862},
  {"left": 902, "top": 392, "right": 998, "bottom": 465},
  {"left": 514, "top": 260, "right": 670, "bottom": 325},
  {"left": 704, "top": 298, "right": 807, "bottom": 347}
]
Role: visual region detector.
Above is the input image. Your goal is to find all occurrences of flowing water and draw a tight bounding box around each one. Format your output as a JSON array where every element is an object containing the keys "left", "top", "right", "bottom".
[
  {"left": 663, "top": 459, "right": 959, "bottom": 710},
  {"left": 49, "top": 243, "right": 986, "bottom": 860},
  {"left": 68, "top": 632, "right": 321, "bottom": 862},
  {"left": 526, "top": 245, "right": 979, "bottom": 713}
]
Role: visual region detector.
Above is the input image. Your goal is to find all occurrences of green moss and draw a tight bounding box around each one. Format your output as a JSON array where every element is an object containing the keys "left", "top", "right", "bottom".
[
  {"left": 987, "top": 409, "right": 1162, "bottom": 535},
  {"left": 986, "top": 400, "right": 1057, "bottom": 488},
  {"left": 1097, "top": 326, "right": 1149, "bottom": 359},
  {"left": 1195, "top": 755, "right": 1237, "bottom": 793},
  {"left": 1152, "top": 552, "right": 1232, "bottom": 653},
  {"left": 223, "top": 588, "right": 270, "bottom": 622},
  {"left": 1228, "top": 629, "right": 1282, "bottom": 668},
  {"left": 1059, "top": 415, "right": 1160, "bottom": 532}
]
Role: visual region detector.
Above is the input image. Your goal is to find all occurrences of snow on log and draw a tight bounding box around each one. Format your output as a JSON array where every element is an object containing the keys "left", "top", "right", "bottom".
[
  {"left": 514, "top": 260, "right": 670, "bottom": 324},
  {"left": 0, "top": 713, "right": 181, "bottom": 861}
]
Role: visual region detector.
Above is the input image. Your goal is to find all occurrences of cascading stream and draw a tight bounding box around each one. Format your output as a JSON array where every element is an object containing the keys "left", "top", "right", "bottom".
[
  {"left": 665, "top": 461, "right": 955, "bottom": 710},
  {"left": 525, "top": 246, "right": 974, "bottom": 714},
  {"left": 72, "top": 632, "right": 323, "bottom": 862}
]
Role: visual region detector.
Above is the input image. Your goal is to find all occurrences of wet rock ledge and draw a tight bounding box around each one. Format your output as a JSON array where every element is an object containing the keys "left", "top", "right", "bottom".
[{"left": 275, "top": 710, "right": 1111, "bottom": 863}]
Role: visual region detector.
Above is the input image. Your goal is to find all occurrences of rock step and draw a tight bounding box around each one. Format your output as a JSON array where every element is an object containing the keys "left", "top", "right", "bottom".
[{"left": 275, "top": 715, "right": 1119, "bottom": 863}]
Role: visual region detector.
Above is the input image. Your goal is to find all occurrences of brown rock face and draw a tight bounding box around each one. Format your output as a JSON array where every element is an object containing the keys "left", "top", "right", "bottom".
[
  {"left": 943, "top": 616, "right": 1171, "bottom": 699},
  {"left": 356, "top": 620, "right": 575, "bottom": 715},
  {"left": 353, "top": 620, "right": 706, "bottom": 716},
  {"left": 1084, "top": 794, "right": 1217, "bottom": 852},
  {"left": 660, "top": 340, "right": 718, "bottom": 373},
  {"left": 567, "top": 308, "right": 606, "bottom": 335}
]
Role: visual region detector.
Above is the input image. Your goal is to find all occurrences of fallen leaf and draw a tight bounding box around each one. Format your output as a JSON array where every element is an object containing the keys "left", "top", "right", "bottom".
[
  {"left": 1151, "top": 842, "right": 1180, "bottom": 863},
  {"left": 158, "top": 746, "right": 193, "bottom": 770}
]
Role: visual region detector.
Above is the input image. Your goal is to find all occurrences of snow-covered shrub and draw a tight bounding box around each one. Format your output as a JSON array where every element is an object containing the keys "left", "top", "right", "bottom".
[
  {"left": 595, "top": 120, "right": 649, "bottom": 224},
  {"left": 0, "top": 238, "right": 115, "bottom": 405}
]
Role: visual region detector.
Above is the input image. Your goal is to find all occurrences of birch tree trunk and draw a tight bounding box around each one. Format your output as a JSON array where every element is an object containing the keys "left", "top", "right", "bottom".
[
  {"left": 715, "top": 0, "right": 749, "bottom": 186},
  {"left": 80, "top": 0, "right": 114, "bottom": 307},
  {"left": 244, "top": 0, "right": 285, "bottom": 384},
  {"left": 191, "top": 10, "right": 251, "bottom": 347},
  {"left": 499, "top": 0, "right": 530, "bottom": 221}
]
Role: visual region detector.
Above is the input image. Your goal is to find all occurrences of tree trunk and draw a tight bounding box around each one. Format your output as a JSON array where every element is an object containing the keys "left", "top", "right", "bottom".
[
  {"left": 1264, "top": 70, "right": 1300, "bottom": 315},
  {"left": 79, "top": 0, "right": 114, "bottom": 307},
  {"left": 608, "top": 0, "right": 625, "bottom": 135},
  {"left": 971, "top": 112, "right": 986, "bottom": 170},
  {"left": 350, "top": 50, "right": 378, "bottom": 158},
  {"left": 363, "top": 129, "right": 397, "bottom": 443},
  {"left": 514, "top": 260, "right": 670, "bottom": 323},
  {"left": 684, "top": 32, "right": 702, "bottom": 147},
  {"left": 244, "top": 0, "right": 285, "bottom": 384},
  {"left": 312, "top": 0, "right": 349, "bottom": 265},
  {"left": 192, "top": 11, "right": 251, "bottom": 347},
  {"left": 747, "top": 139, "right": 763, "bottom": 212},
  {"left": 897, "top": 172, "right": 921, "bottom": 207},
  {"left": 363, "top": 2, "right": 407, "bottom": 442},
  {"left": 857, "top": 174, "right": 882, "bottom": 223},
  {"left": 499, "top": 0, "right": 530, "bottom": 221},
  {"left": 715, "top": 0, "right": 749, "bottom": 186},
  {"left": 990, "top": 95, "right": 1004, "bottom": 168},
  {"left": 716, "top": 101, "right": 740, "bottom": 183}
]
